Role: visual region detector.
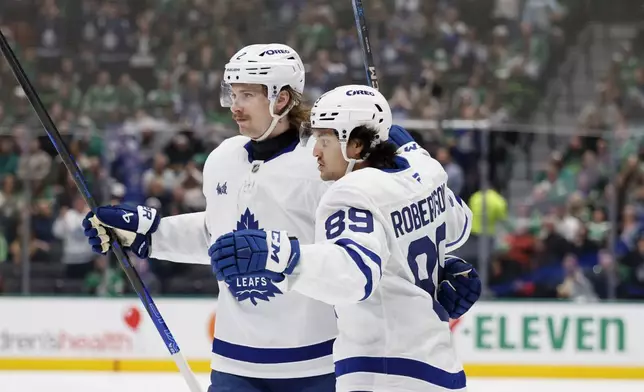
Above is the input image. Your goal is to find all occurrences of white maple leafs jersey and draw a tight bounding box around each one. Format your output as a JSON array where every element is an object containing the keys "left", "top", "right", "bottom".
[
  {"left": 149, "top": 135, "right": 338, "bottom": 379},
  {"left": 281, "top": 144, "right": 472, "bottom": 391}
]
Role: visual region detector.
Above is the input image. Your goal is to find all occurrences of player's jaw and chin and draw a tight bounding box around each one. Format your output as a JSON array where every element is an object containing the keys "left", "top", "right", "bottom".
[
  {"left": 231, "top": 109, "right": 263, "bottom": 140},
  {"left": 317, "top": 158, "right": 347, "bottom": 182},
  {"left": 233, "top": 109, "right": 273, "bottom": 139}
]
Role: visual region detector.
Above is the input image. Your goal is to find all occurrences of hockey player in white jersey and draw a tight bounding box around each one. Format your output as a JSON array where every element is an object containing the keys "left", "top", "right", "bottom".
[
  {"left": 81, "top": 44, "right": 339, "bottom": 392},
  {"left": 210, "top": 85, "right": 481, "bottom": 392}
]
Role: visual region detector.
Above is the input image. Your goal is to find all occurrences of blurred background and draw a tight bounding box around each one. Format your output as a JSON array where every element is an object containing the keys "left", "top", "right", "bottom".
[{"left": 0, "top": 0, "right": 643, "bottom": 304}]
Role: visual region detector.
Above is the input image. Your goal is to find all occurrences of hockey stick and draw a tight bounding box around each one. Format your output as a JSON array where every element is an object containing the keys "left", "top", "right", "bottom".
[
  {"left": 0, "top": 30, "right": 203, "bottom": 392},
  {"left": 351, "top": 0, "right": 443, "bottom": 98},
  {"left": 351, "top": 0, "right": 379, "bottom": 90}
]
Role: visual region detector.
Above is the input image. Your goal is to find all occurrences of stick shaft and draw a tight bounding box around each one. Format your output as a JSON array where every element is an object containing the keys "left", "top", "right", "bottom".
[{"left": 352, "top": 0, "right": 380, "bottom": 90}]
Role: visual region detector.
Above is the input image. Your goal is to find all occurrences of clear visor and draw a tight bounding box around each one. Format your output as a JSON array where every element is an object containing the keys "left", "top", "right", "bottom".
[
  {"left": 219, "top": 80, "right": 234, "bottom": 107},
  {"left": 220, "top": 80, "right": 269, "bottom": 108},
  {"left": 299, "top": 121, "right": 316, "bottom": 147},
  {"left": 299, "top": 122, "right": 343, "bottom": 149}
]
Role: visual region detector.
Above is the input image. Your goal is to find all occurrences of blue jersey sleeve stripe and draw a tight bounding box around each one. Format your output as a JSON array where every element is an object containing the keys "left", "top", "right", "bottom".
[
  {"left": 446, "top": 214, "right": 469, "bottom": 249},
  {"left": 335, "top": 238, "right": 382, "bottom": 273},
  {"left": 454, "top": 195, "right": 463, "bottom": 206},
  {"left": 335, "top": 356, "right": 466, "bottom": 390},
  {"left": 335, "top": 238, "right": 382, "bottom": 300},
  {"left": 335, "top": 241, "right": 373, "bottom": 301},
  {"left": 212, "top": 338, "right": 334, "bottom": 364}
]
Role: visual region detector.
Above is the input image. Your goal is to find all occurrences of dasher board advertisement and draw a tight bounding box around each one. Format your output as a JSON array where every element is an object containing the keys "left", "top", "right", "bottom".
[{"left": 0, "top": 298, "right": 642, "bottom": 378}]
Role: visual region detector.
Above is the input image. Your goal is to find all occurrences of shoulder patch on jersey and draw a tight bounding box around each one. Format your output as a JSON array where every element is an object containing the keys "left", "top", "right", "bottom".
[{"left": 229, "top": 208, "right": 284, "bottom": 305}]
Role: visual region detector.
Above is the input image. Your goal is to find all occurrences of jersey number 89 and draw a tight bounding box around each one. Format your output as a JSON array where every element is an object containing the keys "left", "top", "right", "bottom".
[{"left": 325, "top": 208, "right": 374, "bottom": 239}]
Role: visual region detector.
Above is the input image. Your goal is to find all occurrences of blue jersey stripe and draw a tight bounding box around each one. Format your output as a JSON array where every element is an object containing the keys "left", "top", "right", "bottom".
[
  {"left": 335, "top": 356, "right": 466, "bottom": 390},
  {"left": 335, "top": 238, "right": 382, "bottom": 272},
  {"left": 212, "top": 338, "right": 334, "bottom": 364},
  {"left": 446, "top": 213, "right": 469, "bottom": 249},
  {"left": 335, "top": 239, "right": 382, "bottom": 300}
]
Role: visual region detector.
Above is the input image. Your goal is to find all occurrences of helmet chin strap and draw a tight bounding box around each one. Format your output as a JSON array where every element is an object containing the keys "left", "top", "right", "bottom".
[
  {"left": 252, "top": 98, "right": 296, "bottom": 142},
  {"left": 341, "top": 142, "right": 366, "bottom": 175},
  {"left": 345, "top": 158, "right": 358, "bottom": 175},
  {"left": 254, "top": 116, "right": 282, "bottom": 142}
]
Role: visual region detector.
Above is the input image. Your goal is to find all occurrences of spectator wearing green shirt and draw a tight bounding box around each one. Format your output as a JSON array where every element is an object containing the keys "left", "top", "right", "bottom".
[
  {"left": 146, "top": 74, "right": 179, "bottom": 118},
  {"left": 0, "top": 137, "right": 18, "bottom": 178},
  {"left": 82, "top": 71, "right": 119, "bottom": 125},
  {"left": 116, "top": 73, "right": 145, "bottom": 117}
]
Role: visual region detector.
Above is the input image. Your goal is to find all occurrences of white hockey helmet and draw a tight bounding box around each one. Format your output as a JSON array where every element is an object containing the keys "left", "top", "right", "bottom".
[
  {"left": 221, "top": 43, "right": 305, "bottom": 141},
  {"left": 302, "top": 84, "right": 392, "bottom": 173}
]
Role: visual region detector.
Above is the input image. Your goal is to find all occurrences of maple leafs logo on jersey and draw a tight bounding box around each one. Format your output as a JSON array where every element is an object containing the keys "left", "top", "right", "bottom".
[
  {"left": 228, "top": 208, "right": 283, "bottom": 305},
  {"left": 236, "top": 208, "right": 260, "bottom": 231}
]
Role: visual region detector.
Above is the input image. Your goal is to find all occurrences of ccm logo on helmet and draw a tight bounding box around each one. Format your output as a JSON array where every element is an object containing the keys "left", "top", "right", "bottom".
[
  {"left": 346, "top": 90, "right": 375, "bottom": 96},
  {"left": 260, "top": 49, "right": 290, "bottom": 56}
]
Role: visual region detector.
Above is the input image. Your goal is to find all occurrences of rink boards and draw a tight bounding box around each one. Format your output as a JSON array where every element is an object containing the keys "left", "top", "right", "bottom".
[{"left": 0, "top": 298, "right": 642, "bottom": 379}]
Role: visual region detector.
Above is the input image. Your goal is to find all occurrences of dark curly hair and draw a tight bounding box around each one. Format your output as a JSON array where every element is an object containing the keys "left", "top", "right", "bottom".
[{"left": 348, "top": 125, "right": 398, "bottom": 170}]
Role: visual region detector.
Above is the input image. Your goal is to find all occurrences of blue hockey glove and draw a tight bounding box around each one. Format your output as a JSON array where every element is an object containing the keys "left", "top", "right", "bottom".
[
  {"left": 209, "top": 229, "right": 301, "bottom": 282},
  {"left": 437, "top": 257, "right": 481, "bottom": 319},
  {"left": 81, "top": 204, "right": 160, "bottom": 258}
]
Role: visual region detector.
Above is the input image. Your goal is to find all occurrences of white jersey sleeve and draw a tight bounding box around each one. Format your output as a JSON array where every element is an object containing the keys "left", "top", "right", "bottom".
[
  {"left": 287, "top": 181, "right": 390, "bottom": 305},
  {"left": 149, "top": 212, "right": 211, "bottom": 264},
  {"left": 444, "top": 188, "right": 471, "bottom": 253},
  {"left": 147, "top": 138, "right": 231, "bottom": 265}
]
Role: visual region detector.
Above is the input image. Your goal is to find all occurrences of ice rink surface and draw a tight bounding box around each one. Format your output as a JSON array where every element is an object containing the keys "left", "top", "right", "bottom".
[{"left": 1, "top": 372, "right": 643, "bottom": 392}]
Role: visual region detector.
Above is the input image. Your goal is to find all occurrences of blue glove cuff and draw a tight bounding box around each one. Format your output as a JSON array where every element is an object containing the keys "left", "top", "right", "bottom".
[
  {"left": 131, "top": 233, "right": 153, "bottom": 259},
  {"left": 283, "top": 237, "right": 301, "bottom": 276}
]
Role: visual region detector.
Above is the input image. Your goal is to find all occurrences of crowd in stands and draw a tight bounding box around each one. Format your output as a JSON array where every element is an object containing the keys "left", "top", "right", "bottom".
[
  {"left": 488, "top": 25, "right": 644, "bottom": 300},
  {"left": 1, "top": 0, "right": 640, "bottom": 301}
]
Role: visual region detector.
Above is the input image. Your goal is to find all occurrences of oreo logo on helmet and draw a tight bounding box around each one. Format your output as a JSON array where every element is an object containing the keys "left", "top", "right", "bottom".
[
  {"left": 260, "top": 49, "right": 290, "bottom": 56},
  {"left": 346, "top": 89, "right": 375, "bottom": 96}
]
